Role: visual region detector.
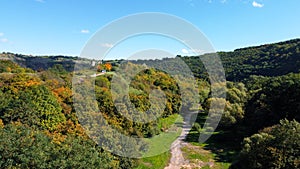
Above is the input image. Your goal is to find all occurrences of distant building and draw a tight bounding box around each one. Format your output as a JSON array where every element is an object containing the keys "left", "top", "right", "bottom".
[
  {"left": 142, "top": 63, "right": 148, "bottom": 68},
  {"left": 91, "top": 61, "right": 96, "bottom": 67}
]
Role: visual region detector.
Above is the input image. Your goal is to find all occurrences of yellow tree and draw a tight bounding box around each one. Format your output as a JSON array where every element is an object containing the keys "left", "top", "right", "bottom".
[{"left": 97, "top": 64, "right": 102, "bottom": 72}]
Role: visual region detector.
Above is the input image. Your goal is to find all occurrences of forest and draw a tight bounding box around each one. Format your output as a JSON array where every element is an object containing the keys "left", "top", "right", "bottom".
[{"left": 0, "top": 38, "right": 299, "bottom": 168}]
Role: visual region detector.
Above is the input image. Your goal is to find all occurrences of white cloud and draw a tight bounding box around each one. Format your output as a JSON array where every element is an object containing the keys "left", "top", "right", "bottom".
[
  {"left": 101, "top": 43, "right": 114, "bottom": 48},
  {"left": 193, "top": 49, "right": 205, "bottom": 53},
  {"left": 81, "top": 29, "right": 90, "bottom": 34},
  {"left": 181, "top": 49, "right": 189, "bottom": 54},
  {"left": 0, "top": 38, "right": 8, "bottom": 43},
  {"left": 181, "top": 48, "right": 205, "bottom": 55},
  {"left": 252, "top": 1, "right": 264, "bottom": 8},
  {"left": 35, "top": 0, "right": 45, "bottom": 3},
  {"left": 0, "top": 33, "right": 9, "bottom": 43}
]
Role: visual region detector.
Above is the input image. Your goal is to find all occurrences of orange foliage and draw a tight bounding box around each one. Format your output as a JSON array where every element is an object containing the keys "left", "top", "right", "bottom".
[
  {"left": 58, "top": 120, "right": 87, "bottom": 138},
  {"left": 45, "top": 79, "right": 62, "bottom": 90},
  {"left": 104, "top": 63, "right": 112, "bottom": 71},
  {"left": 52, "top": 87, "right": 72, "bottom": 101},
  {"left": 65, "top": 120, "right": 87, "bottom": 138},
  {"left": 0, "top": 119, "right": 4, "bottom": 128},
  {"left": 44, "top": 130, "right": 67, "bottom": 144},
  {"left": 24, "top": 80, "right": 41, "bottom": 87},
  {"left": 8, "top": 76, "right": 41, "bottom": 92},
  {"left": 51, "top": 86, "right": 72, "bottom": 115},
  {"left": 44, "top": 119, "right": 88, "bottom": 144},
  {"left": 6, "top": 67, "right": 12, "bottom": 72}
]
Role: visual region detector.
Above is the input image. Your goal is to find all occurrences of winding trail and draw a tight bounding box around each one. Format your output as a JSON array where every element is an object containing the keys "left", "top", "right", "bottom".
[{"left": 165, "top": 111, "right": 197, "bottom": 169}]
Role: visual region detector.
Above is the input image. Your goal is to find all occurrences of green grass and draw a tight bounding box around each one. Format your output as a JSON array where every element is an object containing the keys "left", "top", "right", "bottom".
[
  {"left": 142, "top": 114, "right": 183, "bottom": 157},
  {"left": 142, "top": 130, "right": 180, "bottom": 157},
  {"left": 181, "top": 144, "right": 231, "bottom": 169},
  {"left": 135, "top": 114, "right": 183, "bottom": 168},
  {"left": 185, "top": 112, "right": 240, "bottom": 164},
  {"left": 184, "top": 128, "right": 238, "bottom": 168},
  {"left": 135, "top": 152, "right": 171, "bottom": 169},
  {"left": 157, "top": 114, "right": 183, "bottom": 130},
  {"left": 182, "top": 145, "right": 212, "bottom": 161},
  {"left": 105, "top": 72, "right": 115, "bottom": 75},
  {"left": 181, "top": 112, "right": 240, "bottom": 168},
  {"left": 214, "top": 162, "right": 231, "bottom": 169},
  {"left": 135, "top": 131, "right": 180, "bottom": 169}
]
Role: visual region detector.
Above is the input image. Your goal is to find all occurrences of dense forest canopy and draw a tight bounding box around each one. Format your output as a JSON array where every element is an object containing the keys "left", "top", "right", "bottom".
[
  {"left": 0, "top": 38, "right": 299, "bottom": 168},
  {"left": 132, "top": 38, "right": 300, "bottom": 81}
]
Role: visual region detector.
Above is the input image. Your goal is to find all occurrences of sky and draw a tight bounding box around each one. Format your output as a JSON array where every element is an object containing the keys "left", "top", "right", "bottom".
[{"left": 0, "top": 0, "right": 300, "bottom": 59}]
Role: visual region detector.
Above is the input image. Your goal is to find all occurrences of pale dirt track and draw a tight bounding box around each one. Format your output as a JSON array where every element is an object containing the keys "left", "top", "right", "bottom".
[{"left": 164, "top": 111, "right": 197, "bottom": 169}]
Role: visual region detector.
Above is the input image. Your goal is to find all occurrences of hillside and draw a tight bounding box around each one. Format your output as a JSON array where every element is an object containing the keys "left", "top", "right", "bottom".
[
  {"left": 1, "top": 38, "right": 300, "bottom": 80},
  {"left": 132, "top": 38, "right": 300, "bottom": 81},
  {"left": 0, "top": 38, "right": 299, "bottom": 169},
  {"left": 192, "top": 38, "right": 300, "bottom": 80},
  {"left": 0, "top": 52, "right": 95, "bottom": 72}
]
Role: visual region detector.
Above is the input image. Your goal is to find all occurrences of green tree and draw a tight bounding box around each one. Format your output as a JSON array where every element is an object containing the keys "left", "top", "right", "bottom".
[
  {"left": 0, "top": 77, "right": 66, "bottom": 130},
  {"left": 0, "top": 123, "right": 113, "bottom": 169},
  {"left": 231, "top": 119, "right": 300, "bottom": 169},
  {"left": 203, "top": 82, "right": 247, "bottom": 128},
  {"left": 244, "top": 73, "right": 300, "bottom": 132}
]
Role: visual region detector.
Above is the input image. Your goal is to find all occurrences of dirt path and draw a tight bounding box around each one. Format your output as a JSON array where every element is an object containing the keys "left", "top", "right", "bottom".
[{"left": 165, "top": 111, "right": 197, "bottom": 169}]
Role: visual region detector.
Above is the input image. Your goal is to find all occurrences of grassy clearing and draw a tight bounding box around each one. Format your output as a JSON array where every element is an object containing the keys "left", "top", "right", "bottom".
[
  {"left": 184, "top": 112, "right": 240, "bottom": 168},
  {"left": 184, "top": 130, "right": 237, "bottom": 168},
  {"left": 181, "top": 143, "right": 231, "bottom": 169},
  {"left": 142, "top": 131, "right": 180, "bottom": 157},
  {"left": 135, "top": 114, "right": 183, "bottom": 169},
  {"left": 157, "top": 114, "right": 183, "bottom": 130},
  {"left": 135, "top": 152, "right": 171, "bottom": 169}
]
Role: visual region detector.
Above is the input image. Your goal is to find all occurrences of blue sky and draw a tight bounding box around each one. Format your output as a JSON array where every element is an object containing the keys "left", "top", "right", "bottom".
[{"left": 0, "top": 0, "right": 300, "bottom": 59}]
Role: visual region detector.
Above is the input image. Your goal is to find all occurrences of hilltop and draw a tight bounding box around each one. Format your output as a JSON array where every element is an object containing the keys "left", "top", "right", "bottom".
[
  {"left": 0, "top": 52, "right": 96, "bottom": 72},
  {"left": 132, "top": 38, "right": 300, "bottom": 81},
  {"left": 1, "top": 38, "right": 300, "bottom": 81}
]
